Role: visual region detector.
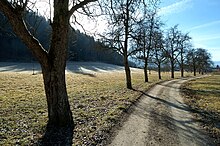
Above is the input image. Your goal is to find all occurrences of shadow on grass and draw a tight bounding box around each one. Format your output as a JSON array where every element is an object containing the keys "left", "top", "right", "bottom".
[
  {"left": 181, "top": 87, "right": 220, "bottom": 144},
  {"left": 36, "top": 125, "right": 74, "bottom": 145}
]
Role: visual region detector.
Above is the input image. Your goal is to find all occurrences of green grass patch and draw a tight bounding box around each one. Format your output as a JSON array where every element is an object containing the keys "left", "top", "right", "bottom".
[
  {"left": 181, "top": 75, "right": 220, "bottom": 144},
  {"left": 0, "top": 71, "right": 193, "bottom": 145}
]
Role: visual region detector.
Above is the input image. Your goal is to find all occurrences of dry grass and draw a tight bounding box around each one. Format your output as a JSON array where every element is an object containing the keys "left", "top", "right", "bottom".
[
  {"left": 181, "top": 75, "right": 220, "bottom": 144},
  {"left": 0, "top": 70, "right": 192, "bottom": 145}
]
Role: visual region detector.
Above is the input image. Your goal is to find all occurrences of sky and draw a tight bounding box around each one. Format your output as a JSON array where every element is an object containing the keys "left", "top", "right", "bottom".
[
  {"left": 158, "top": 0, "right": 220, "bottom": 61},
  {"left": 34, "top": 0, "right": 220, "bottom": 62}
]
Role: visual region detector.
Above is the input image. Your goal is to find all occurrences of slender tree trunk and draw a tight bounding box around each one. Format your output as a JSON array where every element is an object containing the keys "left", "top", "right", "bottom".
[
  {"left": 124, "top": 56, "right": 132, "bottom": 89},
  {"left": 193, "top": 64, "right": 196, "bottom": 76},
  {"left": 181, "top": 65, "right": 184, "bottom": 77},
  {"left": 144, "top": 58, "right": 148, "bottom": 82},
  {"left": 158, "top": 63, "right": 161, "bottom": 79},
  {"left": 180, "top": 49, "right": 184, "bottom": 77},
  {"left": 123, "top": 1, "right": 132, "bottom": 89},
  {"left": 171, "top": 59, "right": 175, "bottom": 78}
]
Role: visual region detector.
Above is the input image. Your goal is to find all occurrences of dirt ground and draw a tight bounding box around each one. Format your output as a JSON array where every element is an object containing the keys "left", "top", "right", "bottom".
[{"left": 107, "top": 78, "right": 215, "bottom": 146}]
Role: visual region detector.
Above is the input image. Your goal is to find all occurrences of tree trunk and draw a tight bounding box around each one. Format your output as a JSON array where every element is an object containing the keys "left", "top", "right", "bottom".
[
  {"left": 171, "top": 60, "right": 175, "bottom": 78},
  {"left": 181, "top": 65, "right": 184, "bottom": 77},
  {"left": 124, "top": 56, "right": 132, "bottom": 89},
  {"left": 193, "top": 64, "right": 196, "bottom": 76},
  {"left": 42, "top": 65, "right": 73, "bottom": 127},
  {"left": 42, "top": 0, "right": 73, "bottom": 127},
  {"left": 180, "top": 49, "right": 184, "bottom": 77},
  {"left": 158, "top": 63, "right": 161, "bottom": 80},
  {"left": 123, "top": 2, "right": 132, "bottom": 89},
  {"left": 144, "top": 58, "right": 148, "bottom": 82}
]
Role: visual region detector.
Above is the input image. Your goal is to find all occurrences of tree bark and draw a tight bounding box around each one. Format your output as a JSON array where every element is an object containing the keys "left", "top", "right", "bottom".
[
  {"left": 193, "top": 65, "right": 196, "bottom": 76},
  {"left": 181, "top": 64, "right": 184, "bottom": 77},
  {"left": 144, "top": 58, "right": 148, "bottom": 82},
  {"left": 123, "top": 1, "right": 132, "bottom": 89},
  {"left": 124, "top": 56, "right": 132, "bottom": 89},
  {"left": 42, "top": 65, "right": 73, "bottom": 127},
  {"left": 158, "top": 63, "right": 161, "bottom": 79},
  {"left": 180, "top": 48, "right": 184, "bottom": 77},
  {"left": 171, "top": 59, "right": 175, "bottom": 78},
  {"left": 43, "top": 0, "right": 73, "bottom": 127}
]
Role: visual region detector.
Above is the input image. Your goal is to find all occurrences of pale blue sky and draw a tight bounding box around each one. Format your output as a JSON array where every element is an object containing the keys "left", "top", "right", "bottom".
[{"left": 158, "top": 0, "right": 220, "bottom": 61}]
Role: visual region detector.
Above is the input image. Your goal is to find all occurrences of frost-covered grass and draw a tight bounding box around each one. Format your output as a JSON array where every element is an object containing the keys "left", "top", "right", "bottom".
[{"left": 0, "top": 69, "right": 192, "bottom": 145}]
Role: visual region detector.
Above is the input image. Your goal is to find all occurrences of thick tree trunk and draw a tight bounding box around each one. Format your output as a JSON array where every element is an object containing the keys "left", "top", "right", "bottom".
[
  {"left": 124, "top": 57, "right": 132, "bottom": 89},
  {"left": 42, "top": 0, "right": 73, "bottom": 127},
  {"left": 42, "top": 66, "right": 73, "bottom": 127},
  {"left": 144, "top": 58, "right": 148, "bottom": 82},
  {"left": 158, "top": 63, "right": 161, "bottom": 80}
]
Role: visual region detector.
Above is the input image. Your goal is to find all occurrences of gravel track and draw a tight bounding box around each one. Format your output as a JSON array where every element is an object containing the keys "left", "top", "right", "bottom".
[{"left": 108, "top": 78, "right": 215, "bottom": 146}]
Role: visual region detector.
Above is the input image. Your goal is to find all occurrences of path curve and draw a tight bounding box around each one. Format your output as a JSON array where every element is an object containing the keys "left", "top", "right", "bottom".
[{"left": 108, "top": 77, "right": 215, "bottom": 146}]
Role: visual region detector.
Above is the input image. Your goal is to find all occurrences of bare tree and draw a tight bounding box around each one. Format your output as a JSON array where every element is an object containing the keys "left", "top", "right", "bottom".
[
  {"left": 135, "top": 11, "right": 157, "bottom": 82},
  {"left": 164, "top": 25, "right": 181, "bottom": 78},
  {"left": 102, "top": 0, "right": 144, "bottom": 89},
  {"left": 185, "top": 48, "right": 213, "bottom": 76},
  {"left": 185, "top": 48, "right": 197, "bottom": 76},
  {"left": 0, "top": 0, "right": 97, "bottom": 130},
  {"left": 177, "top": 32, "right": 191, "bottom": 77},
  {"left": 195, "top": 48, "right": 213, "bottom": 74},
  {"left": 137, "top": 10, "right": 162, "bottom": 82},
  {"left": 151, "top": 29, "right": 166, "bottom": 79}
]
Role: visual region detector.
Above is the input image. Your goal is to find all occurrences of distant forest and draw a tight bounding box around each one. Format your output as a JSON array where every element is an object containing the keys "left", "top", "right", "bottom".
[{"left": 0, "top": 11, "right": 124, "bottom": 65}]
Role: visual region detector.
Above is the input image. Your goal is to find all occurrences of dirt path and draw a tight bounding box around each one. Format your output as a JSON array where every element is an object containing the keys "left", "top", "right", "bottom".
[{"left": 108, "top": 78, "right": 215, "bottom": 146}]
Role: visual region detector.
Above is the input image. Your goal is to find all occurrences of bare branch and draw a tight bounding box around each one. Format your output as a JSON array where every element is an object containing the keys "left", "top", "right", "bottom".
[
  {"left": 68, "top": 0, "right": 97, "bottom": 18},
  {"left": 0, "top": 0, "right": 48, "bottom": 65}
]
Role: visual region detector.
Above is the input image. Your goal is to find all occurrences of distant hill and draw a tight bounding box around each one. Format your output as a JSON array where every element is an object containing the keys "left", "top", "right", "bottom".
[{"left": 0, "top": 11, "right": 124, "bottom": 66}]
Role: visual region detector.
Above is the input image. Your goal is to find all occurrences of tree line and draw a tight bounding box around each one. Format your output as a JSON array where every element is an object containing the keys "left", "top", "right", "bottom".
[
  {"left": 101, "top": 0, "right": 213, "bottom": 88},
  {"left": 0, "top": 0, "right": 214, "bottom": 141}
]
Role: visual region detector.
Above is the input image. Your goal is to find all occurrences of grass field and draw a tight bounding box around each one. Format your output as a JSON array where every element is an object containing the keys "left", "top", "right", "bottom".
[
  {"left": 0, "top": 70, "right": 192, "bottom": 145},
  {"left": 181, "top": 75, "right": 220, "bottom": 144}
]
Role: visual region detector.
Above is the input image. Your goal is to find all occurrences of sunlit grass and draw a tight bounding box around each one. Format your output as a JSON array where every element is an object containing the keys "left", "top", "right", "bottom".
[
  {"left": 181, "top": 75, "right": 220, "bottom": 143},
  {"left": 0, "top": 70, "right": 194, "bottom": 145}
]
